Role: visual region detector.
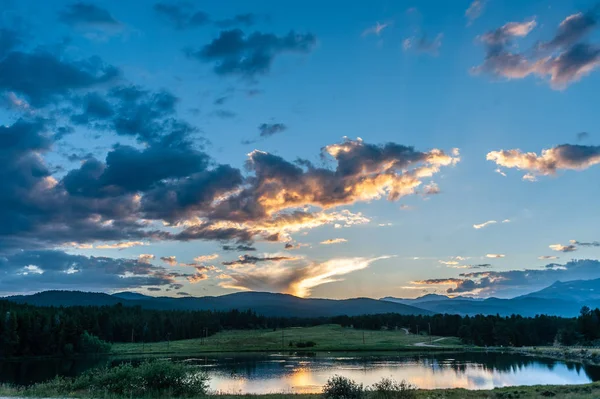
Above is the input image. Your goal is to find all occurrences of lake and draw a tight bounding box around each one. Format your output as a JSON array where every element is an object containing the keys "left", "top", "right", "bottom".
[{"left": 1, "top": 352, "right": 599, "bottom": 394}]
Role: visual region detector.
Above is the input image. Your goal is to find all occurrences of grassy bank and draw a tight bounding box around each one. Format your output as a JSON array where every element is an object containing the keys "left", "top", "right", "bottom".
[
  {"left": 111, "top": 324, "right": 463, "bottom": 356},
  {"left": 501, "top": 346, "right": 600, "bottom": 365},
  {"left": 2, "top": 383, "right": 600, "bottom": 398}
]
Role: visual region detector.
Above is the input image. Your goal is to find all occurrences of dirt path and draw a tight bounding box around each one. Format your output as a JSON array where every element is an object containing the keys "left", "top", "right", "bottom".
[{"left": 414, "top": 337, "right": 448, "bottom": 347}]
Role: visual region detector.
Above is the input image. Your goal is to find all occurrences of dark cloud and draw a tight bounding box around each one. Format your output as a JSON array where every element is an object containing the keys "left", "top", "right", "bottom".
[
  {"left": 577, "top": 132, "right": 590, "bottom": 141},
  {"left": 147, "top": 287, "right": 162, "bottom": 291},
  {"left": 541, "top": 11, "right": 597, "bottom": 51},
  {"left": 187, "top": 29, "right": 317, "bottom": 78},
  {"left": 222, "top": 244, "right": 257, "bottom": 251},
  {"left": 62, "top": 143, "right": 209, "bottom": 197},
  {"left": 176, "top": 291, "right": 191, "bottom": 296},
  {"left": 0, "top": 250, "right": 185, "bottom": 293},
  {"left": 59, "top": 2, "right": 121, "bottom": 28},
  {"left": 571, "top": 240, "right": 600, "bottom": 247},
  {"left": 212, "top": 109, "right": 236, "bottom": 119},
  {"left": 0, "top": 51, "right": 119, "bottom": 107},
  {"left": 154, "top": 2, "right": 256, "bottom": 30},
  {"left": 154, "top": 2, "right": 210, "bottom": 30},
  {"left": 417, "top": 259, "right": 600, "bottom": 297},
  {"left": 259, "top": 122, "right": 287, "bottom": 137},
  {"left": 222, "top": 254, "right": 296, "bottom": 267}
]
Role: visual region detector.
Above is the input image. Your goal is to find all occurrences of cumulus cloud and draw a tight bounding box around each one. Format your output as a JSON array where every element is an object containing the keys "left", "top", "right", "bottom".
[
  {"left": 465, "top": 0, "right": 486, "bottom": 25},
  {"left": 220, "top": 256, "right": 389, "bottom": 297},
  {"left": 486, "top": 254, "right": 505, "bottom": 258},
  {"left": 186, "top": 29, "right": 317, "bottom": 78},
  {"left": 222, "top": 244, "right": 257, "bottom": 252},
  {"left": 473, "top": 220, "right": 496, "bottom": 229},
  {"left": 320, "top": 238, "right": 348, "bottom": 245},
  {"left": 259, "top": 123, "right": 287, "bottom": 138},
  {"left": 487, "top": 144, "right": 600, "bottom": 180},
  {"left": 160, "top": 256, "right": 177, "bottom": 266},
  {"left": 138, "top": 254, "right": 155, "bottom": 263},
  {"left": 539, "top": 255, "right": 559, "bottom": 260},
  {"left": 473, "top": 9, "right": 600, "bottom": 88}
]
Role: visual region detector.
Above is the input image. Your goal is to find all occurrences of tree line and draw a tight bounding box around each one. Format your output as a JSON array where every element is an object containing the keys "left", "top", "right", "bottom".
[
  {"left": 1, "top": 298, "right": 598, "bottom": 358},
  {"left": 332, "top": 307, "right": 600, "bottom": 347}
]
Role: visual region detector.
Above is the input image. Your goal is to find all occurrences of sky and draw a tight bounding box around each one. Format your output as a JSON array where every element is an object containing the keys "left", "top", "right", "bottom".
[{"left": 1, "top": 0, "right": 600, "bottom": 300}]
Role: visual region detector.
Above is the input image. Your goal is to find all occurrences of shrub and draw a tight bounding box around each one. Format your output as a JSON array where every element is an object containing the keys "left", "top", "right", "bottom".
[
  {"left": 78, "top": 331, "right": 111, "bottom": 354},
  {"left": 371, "top": 377, "right": 417, "bottom": 399},
  {"left": 323, "top": 375, "right": 364, "bottom": 399}
]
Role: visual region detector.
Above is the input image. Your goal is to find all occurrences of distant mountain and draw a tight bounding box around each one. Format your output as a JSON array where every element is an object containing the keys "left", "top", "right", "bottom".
[
  {"left": 519, "top": 278, "right": 600, "bottom": 303},
  {"left": 380, "top": 279, "right": 600, "bottom": 317},
  {"left": 4, "top": 290, "right": 432, "bottom": 318}
]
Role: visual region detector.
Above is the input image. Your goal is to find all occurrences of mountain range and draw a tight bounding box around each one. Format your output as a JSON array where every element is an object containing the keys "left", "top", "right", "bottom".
[{"left": 4, "top": 278, "right": 599, "bottom": 318}]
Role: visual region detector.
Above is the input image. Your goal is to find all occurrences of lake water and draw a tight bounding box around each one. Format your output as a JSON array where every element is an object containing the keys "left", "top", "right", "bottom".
[{"left": 1, "top": 352, "right": 599, "bottom": 394}]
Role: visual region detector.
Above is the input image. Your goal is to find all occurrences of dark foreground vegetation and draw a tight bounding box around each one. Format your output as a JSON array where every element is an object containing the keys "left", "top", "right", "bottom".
[
  {"left": 1, "top": 298, "right": 599, "bottom": 358},
  {"left": 1, "top": 360, "right": 600, "bottom": 398}
]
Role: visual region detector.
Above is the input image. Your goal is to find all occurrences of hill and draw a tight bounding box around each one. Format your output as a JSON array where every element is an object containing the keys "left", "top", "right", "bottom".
[{"left": 4, "top": 290, "right": 432, "bottom": 318}]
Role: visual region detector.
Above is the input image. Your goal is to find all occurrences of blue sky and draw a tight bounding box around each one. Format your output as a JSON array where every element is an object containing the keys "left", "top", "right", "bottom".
[{"left": 1, "top": 0, "right": 600, "bottom": 299}]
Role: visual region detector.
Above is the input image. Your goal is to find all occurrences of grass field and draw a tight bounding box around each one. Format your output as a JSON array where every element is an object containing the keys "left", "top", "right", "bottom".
[{"left": 111, "top": 324, "right": 464, "bottom": 356}]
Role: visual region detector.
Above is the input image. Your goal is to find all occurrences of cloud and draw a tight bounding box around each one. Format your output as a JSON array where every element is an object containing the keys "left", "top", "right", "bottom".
[
  {"left": 0, "top": 51, "right": 119, "bottom": 107},
  {"left": 538, "top": 255, "right": 559, "bottom": 260},
  {"left": 473, "top": 10, "right": 600, "bottom": 88},
  {"left": 0, "top": 250, "right": 187, "bottom": 293},
  {"left": 186, "top": 29, "right": 317, "bottom": 78},
  {"left": 549, "top": 243, "right": 577, "bottom": 252},
  {"left": 320, "top": 238, "right": 348, "bottom": 245},
  {"left": 221, "top": 256, "right": 388, "bottom": 297},
  {"left": 95, "top": 241, "right": 146, "bottom": 250},
  {"left": 403, "top": 33, "right": 443, "bottom": 55},
  {"left": 362, "top": 22, "right": 389, "bottom": 37},
  {"left": 473, "top": 220, "right": 497, "bottom": 229},
  {"left": 486, "top": 254, "right": 505, "bottom": 258},
  {"left": 138, "top": 254, "right": 155, "bottom": 263},
  {"left": 222, "top": 244, "right": 257, "bottom": 251},
  {"left": 422, "top": 182, "right": 440, "bottom": 195},
  {"left": 153, "top": 2, "right": 255, "bottom": 30},
  {"left": 187, "top": 273, "right": 208, "bottom": 284},
  {"left": 160, "top": 256, "right": 177, "bottom": 266},
  {"left": 259, "top": 123, "right": 287, "bottom": 138},
  {"left": 153, "top": 2, "right": 210, "bottom": 29},
  {"left": 465, "top": 0, "right": 486, "bottom": 25},
  {"left": 577, "top": 132, "right": 590, "bottom": 141},
  {"left": 487, "top": 144, "right": 600, "bottom": 180},
  {"left": 571, "top": 240, "right": 600, "bottom": 247},
  {"left": 222, "top": 254, "right": 297, "bottom": 267},
  {"left": 194, "top": 254, "right": 219, "bottom": 262},
  {"left": 416, "top": 259, "right": 600, "bottom": 297},
  {"left": 58, "top": 2, "right": 122, "bottom": 28}
]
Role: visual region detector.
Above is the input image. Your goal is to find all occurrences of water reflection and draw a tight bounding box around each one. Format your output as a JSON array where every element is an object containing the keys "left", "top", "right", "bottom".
[
  {"left": 198, "top": 352, "right": 599, "bottom": 394},
  {"left": 1, "top": 352, "right": 598, "bottom": 394}
]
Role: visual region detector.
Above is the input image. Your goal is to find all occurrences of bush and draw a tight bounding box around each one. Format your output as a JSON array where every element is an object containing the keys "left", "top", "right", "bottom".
[
  {"left": 30, "top": 360, "right": 209, "bottom": 397},
  {"left": 78, "top": 331, "right": 111, "bottom": 354},
  {"left": 323, "top": 375, "right": 364, "bottom": 399},
  {"left": 371, "top": 377, "right": 417, "bottom": 399}
]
